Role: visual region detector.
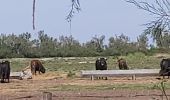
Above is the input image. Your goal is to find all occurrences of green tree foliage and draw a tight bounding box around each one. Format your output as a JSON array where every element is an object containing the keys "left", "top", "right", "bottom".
[
  {"left": 0, "top": 30, "right": 170, "bottom": 58},
  {"left": 108, "top": 34, "right": 137, "bottom": 56},
  {"left": 127, "top": 0, "right": 170, "bottom": 51},
  {"left": 137, "top": 33, "right": 149, "bottom": 53},
  {"left": 145, "top": 25, "right": 170, "bottom": 49}
]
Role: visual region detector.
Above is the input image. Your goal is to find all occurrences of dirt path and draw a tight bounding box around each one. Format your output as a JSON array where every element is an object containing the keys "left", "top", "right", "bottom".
[
  {"left": 0, "top": 74, "right": 170, "bottom": 100},
  {"left": 1, "top": 90, "right": 170, "bottom": 100}
]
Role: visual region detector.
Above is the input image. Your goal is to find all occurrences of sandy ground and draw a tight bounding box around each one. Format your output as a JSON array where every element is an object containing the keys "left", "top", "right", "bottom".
[{"left": 0, "top": 73, "right": 170, "bottom": 100}]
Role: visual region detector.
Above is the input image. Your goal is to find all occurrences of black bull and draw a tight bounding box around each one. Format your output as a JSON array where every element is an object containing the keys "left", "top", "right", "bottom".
[
  {"left": 95, "top": 58, "right": 107, "bottom": 79},
  {"left": 0, "top": 61, "right": 10, "bottom": 83},
  {"left": 31, "top": 60, "right": 46, "bottom": 75},
  {"left": 159, "top": 58, "right": 170, "bottom": 78}
]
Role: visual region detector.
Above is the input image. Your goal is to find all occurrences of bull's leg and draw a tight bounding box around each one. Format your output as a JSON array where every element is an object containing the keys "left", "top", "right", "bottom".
[
  {"left": 7, "top": 78, "right": 9, "bottom": 83},
  {"left": 7, "top": 75, "right": 10, "bottom": 83},
  {"left": 32, "top": 69, "right": 36, "bottom": 75},
  {"left": 31, "top": 68, "right": 35, "bottom": 75},
  {"left": 0, "top": 78, "right": 2, "bottom": 83},
  {"left": 35, "top": 70, "right": 37, "bottom": 75},
  {"left": 168, "top": 72, "right": 170, "bottom": 79},
  {"left": 0, "top": 75, "right": 1, "bottom": 83},
  {"left": 1, "top": 74, "right": 5, "bottom": 83},
  {"left": 4, "top": 74, "right": 9, "bottom": 83},
  {"left": 39, "top": 70, "right": 41, "bottom": 75},
  {"left": 1, "top": 79, "right": 3, "bottom": 83},
  {"left": 1, "top": 78, "right": 4, "bottom": 83},
  {"left": 125, "top": 66, "right": 129, "bottom": 70},
  {"left": 119, "top": 66, "right": 121, "bottom": 69}
]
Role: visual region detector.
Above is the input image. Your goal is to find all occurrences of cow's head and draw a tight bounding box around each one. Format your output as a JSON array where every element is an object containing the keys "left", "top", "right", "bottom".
[
  {"left": 40, "top": 66, "right": 46, "bottom": 73},
  {"left": 98, "top": 58, "right": 107, "bottom": 66}
]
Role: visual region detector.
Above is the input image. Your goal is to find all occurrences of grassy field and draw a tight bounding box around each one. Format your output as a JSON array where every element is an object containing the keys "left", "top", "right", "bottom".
[
  {"left": 1, "top": 53, "right": 170, "bottom": 99},
  {"left": 8, "top": 52, "right": 167, "bottom": 73}
]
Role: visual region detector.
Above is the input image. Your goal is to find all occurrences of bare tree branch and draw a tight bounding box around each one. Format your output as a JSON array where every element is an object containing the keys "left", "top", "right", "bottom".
[
  {"left": 33, "top": 0, "right": 36, "bottom": 30},
  {"left": 126, "top": 0, "right": 170, "bottom": 30},
  {"left": 32, "top": 0, "right": 81, "bottom": 30},
  {"left": 66, "top": 0, "right": 81, "bottom": 22}
]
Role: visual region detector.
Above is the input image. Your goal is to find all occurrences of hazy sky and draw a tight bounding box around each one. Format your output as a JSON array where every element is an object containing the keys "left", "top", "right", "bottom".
[{"left": 0, "top": 0, "right": 153, "bottom": 43}]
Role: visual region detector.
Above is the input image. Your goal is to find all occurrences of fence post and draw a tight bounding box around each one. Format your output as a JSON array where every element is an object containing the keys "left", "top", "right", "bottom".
[
  {"left": 132, "top": 74, "right": 136, "bottom": 80},
  {"left": 91, "top": 75, "right": 94, "bottom": 80},
  {"left": 42, "top": 92, "right": 52, "bottom": 100}
]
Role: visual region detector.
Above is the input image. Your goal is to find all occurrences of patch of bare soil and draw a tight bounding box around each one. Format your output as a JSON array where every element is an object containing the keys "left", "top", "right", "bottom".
[{"left": 0, "top": 72, "right": 170, "bottom": 100}]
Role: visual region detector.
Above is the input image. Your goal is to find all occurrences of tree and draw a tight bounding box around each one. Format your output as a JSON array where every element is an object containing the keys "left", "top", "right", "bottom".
[
  {"left": 161, "top": 31, "right": 170, "bottom": 48},
  {"left": 145, "top": 24, "right": 164, "bottom": 48},
  {"left": 57, "top": 35, "right": 82, "bottom": 57},
  {"left": 137, "top": 33, "right": 149, "bottom": 53},
  {"left": 32, "top": 0, "right": 80, "bottom": 30},
  {"left": 91, "top": 35, "right": 105, "bottom": 52},
  {"left": 108, "top": 34, "right": 131, "bottom": 55},
  {"left": 38, "top": 31, "right": 58, "bottom": 57},
  {"left": 127, "top": 0, "right": 170, "bottom": 31}
]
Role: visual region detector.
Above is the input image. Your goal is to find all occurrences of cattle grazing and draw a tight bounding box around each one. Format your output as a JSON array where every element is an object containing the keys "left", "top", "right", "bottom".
[
  {"left": 117, "top": 58, "right": 129, "bottom": 70},
  {"left": 0, "top": 60, "right": 10, "bottom": 83},
  {"left": 159, "top": 58, "right": 170, "bottom": 79},
  {"left": 95, "top": 57, "right": 107, "bottom": 80},
  {"left": 30, "top": 60, "right": 45, "bottom": 75}
]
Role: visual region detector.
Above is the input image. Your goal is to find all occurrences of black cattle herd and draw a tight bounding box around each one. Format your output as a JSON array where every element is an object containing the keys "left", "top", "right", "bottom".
[
  {"left": 95, "top": 57, "right": 170, "bottom": 80},
  {"left": 0, "top": 57, "right": 170, "bottom": 83}
]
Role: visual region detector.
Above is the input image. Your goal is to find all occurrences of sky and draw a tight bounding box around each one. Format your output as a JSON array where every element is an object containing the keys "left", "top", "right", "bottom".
[{"left": 0, "top": 0, "right": 154, "bottom": 44}]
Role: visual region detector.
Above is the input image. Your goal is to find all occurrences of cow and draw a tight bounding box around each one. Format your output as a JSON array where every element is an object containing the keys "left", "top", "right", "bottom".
[
  {"left": 159, "top": 58, "right": 170, "bottom": 79},
  {"left": 95, "top": 57, "right": 107, "bottom": 80},
  {"left": 117, "top": 58, "right": 129, "bottom": 70},
  {"left": 0, "top": 60, "right": 10, "bottom": 83},
  {"left": 30, "top": 60, "right": 45, "bottom": 75}
]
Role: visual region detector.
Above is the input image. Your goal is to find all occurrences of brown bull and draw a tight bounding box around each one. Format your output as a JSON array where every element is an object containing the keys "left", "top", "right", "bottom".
[
  {"left": 30, "top": 60, "right": 45, "bottom": 75},
  {"left": 117, "top": 58, "right": 129, "bottom": 70}
]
